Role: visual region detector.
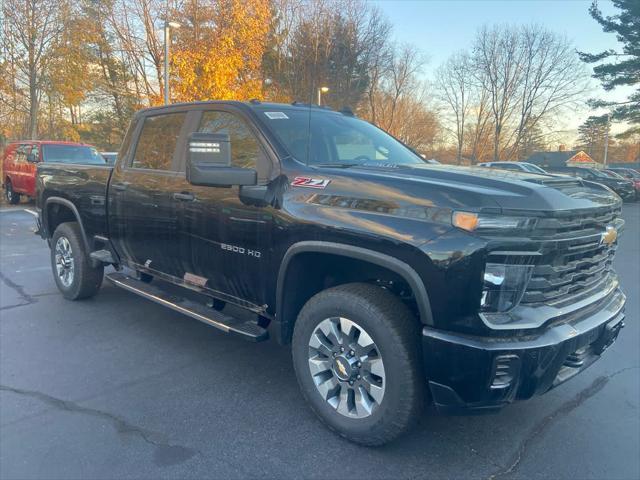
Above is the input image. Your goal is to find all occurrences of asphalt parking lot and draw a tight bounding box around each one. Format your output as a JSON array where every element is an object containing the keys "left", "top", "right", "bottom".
[{"left": 0, "top": 204, "right": 638, "bottom": 480}]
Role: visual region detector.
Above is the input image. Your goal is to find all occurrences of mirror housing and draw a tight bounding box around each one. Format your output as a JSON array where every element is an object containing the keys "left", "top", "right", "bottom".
[{"left": 186, "top": 132, "right": 257, "bottom": 187}]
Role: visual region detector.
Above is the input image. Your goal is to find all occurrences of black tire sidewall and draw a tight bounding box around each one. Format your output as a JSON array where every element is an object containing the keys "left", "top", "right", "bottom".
[
  {"left": 51, "top": 223, "right": 102, "bottom": 300},
  {"left": 5, "top": 182, "right": 19, "bottom": 204},
  {"left": 292, "top": 285, "right": 422, "bottom": 443}
]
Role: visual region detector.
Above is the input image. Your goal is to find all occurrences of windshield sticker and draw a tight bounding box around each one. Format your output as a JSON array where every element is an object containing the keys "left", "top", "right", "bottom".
[
  {"left": 292, "top": 177, "right": 331, "bottom": 189},
  {"left": 264, "top": 111, "right": 289, "bottom": 120}
]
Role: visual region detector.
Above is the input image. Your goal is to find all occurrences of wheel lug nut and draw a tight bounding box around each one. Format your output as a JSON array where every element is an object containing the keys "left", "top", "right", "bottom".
[
  {"left": 349, "top": 380, "right": 354, "bottom": 386},
  {"left": 349, "top": 350, "right": 354, "bottom": 356},
  {"left": 356, "top": 361, "right": 362, "bottom": 367},
  {"left": 356, "top": 374, "right": 361, "bottom": 380},
  {"left": 340, "top": 347, "right": 345, "bottom": 352}
]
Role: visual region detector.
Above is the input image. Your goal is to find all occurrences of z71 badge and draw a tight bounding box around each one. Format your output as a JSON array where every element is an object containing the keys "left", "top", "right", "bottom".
[{"left": 291, "top": 177, "right": 331, "bottom": 189}]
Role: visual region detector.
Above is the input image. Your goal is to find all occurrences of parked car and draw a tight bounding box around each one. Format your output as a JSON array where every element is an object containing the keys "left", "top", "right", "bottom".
[
  {"left": 100, "top": 152, "right": 118, "bottom": 165},
  {"left": 478, "top": 161, "right": 548, "bottom": 174},
  {"left": 36, "top": 101, "right": 626, "bottom": 445},
  {"left": 607, "top": 168, "right": 640, "bottom": 200},
  {"left": 2, "top": 141, "right": 104, "bottom": 204},
  {"left": 544, "top": 166, "right": 636, "bottom": 201}
]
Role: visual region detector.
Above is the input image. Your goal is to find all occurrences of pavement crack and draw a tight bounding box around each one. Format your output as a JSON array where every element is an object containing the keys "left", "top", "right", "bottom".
[
  {"left": 0, "top": 384, "right": 200, "bottom": 466},
  {"left": 0, "top": 269, "right": 36, "bottom": 305},
  {"left": 0, "top": 302, "right": 31, "bottom": 311},
  {"left": 487, "top": 365, "right": 640, "bottom": 480}
]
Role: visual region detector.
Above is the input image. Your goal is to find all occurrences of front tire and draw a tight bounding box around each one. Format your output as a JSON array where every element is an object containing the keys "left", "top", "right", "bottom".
[
  {"left": 51, "top": 222, "right": 104, "bottom": 300},
  {"left": 292, "top": 283, "right": 424, "bottom": 446},
  {"left": 5, "top": 181, "right": 20, "bottom": 205}
]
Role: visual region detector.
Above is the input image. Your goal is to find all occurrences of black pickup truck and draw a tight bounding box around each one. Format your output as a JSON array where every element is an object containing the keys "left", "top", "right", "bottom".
[{"left": 36, "top": 101, "right": 627, "bottom": 445}]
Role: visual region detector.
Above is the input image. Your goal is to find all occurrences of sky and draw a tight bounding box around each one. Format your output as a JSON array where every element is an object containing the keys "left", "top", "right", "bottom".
[{"left": 373, "top": 0, "right": 632, "bottom": 142}]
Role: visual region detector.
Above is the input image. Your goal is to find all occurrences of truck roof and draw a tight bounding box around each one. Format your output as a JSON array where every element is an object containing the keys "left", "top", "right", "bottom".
[
  {"left": 137, "top": 100, "right": 347, "bottom": 116},
  {"left": 6, "top": 140, "right": 91, "bottom": 146}
]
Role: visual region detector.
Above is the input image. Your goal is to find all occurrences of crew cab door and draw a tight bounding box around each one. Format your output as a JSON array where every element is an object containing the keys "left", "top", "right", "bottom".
[
  {"left": 176, "top": 108, "right": 278, "bottom": 308},
  {"left": 108, "top": 111, "right": 190, "bottom": 278}
]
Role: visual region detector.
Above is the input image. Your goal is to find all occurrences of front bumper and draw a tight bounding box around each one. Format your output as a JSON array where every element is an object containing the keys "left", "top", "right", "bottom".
[{"left": 423, "top": 287, "right": 626, "bottom": 413}]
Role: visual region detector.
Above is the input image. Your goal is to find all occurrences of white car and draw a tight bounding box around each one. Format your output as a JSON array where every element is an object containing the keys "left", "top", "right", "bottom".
[
  {"left": 478, "top": 161, "right": 548, "bottom": 174},
  {"left": 100, "top": 152, "right": 118, "bottom": 165}
]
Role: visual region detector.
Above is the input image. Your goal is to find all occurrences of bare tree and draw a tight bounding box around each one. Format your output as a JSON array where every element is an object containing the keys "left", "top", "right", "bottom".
[
  {"left": 467, "top": 83, "right": 493, "bottom": 164},
  {"left": 506, "top": 25, "right": 589, "bottom": 159},
  {"left": 435, "top": 52, "right": 473, "bottom": 163},
  {"left": 2, "top": 0, "right": 66, "bottom": 138},
  {"left": 473, "top": 25, "right": 524, "bottom": 160}
]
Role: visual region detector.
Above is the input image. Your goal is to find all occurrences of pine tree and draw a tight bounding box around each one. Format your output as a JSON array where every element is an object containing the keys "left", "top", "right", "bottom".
[{"left": 578, "top": 0, "right": 639, "bottom": 136}]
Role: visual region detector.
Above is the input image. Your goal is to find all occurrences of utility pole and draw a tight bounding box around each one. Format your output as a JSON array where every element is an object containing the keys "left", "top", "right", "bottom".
[
  {"left": 317, "top": 86, "right": 329, "bottom": 106},
  {"left": 603, "top": 113, "right": 610, "bottom": 168},
  {"left": 163, "top": 21, "right": 180, "bottom": 105}
]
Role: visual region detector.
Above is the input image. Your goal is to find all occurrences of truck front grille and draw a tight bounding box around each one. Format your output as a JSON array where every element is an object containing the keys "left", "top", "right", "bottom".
[{"left": 521, "top": 207, "right": 621, "bottom": 308}]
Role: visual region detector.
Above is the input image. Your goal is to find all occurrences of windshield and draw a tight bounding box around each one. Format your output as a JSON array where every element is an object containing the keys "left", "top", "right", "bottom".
[
  {"left": 257, "top": 108, "right": 423, "bottom": 167},
  {"left": 42, "top": 145, "right": 105, "bottom": 165},
  {"left": 603, "top": 170, "right": 623, "bottom": 179},
  {"left": 523, "top": 164, "right": 547, "bottom": 174},
  {"left": 588, "top": 168, "right": 611, "bottom": 179}
]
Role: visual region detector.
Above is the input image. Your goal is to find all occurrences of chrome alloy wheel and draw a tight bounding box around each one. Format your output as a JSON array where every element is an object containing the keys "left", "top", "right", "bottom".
[
  {"left": 55, "top": 236, "right": 75, "bottom": 287},
  {"left": 308, "top": 317, "right": 386, "bottom": 418}
]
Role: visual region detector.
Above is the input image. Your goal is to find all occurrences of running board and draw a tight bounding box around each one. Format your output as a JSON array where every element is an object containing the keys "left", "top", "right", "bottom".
[{"left": 105, "top": 272, "right": 268, "bottom": 342}]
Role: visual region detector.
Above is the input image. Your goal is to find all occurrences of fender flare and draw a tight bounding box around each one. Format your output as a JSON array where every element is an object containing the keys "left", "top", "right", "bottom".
[
  {"left": 43, "top": 197, "right": 91, "bottom": 253},
  {"left": 276, "top": 241, "right": 434, "bottom": 339}
]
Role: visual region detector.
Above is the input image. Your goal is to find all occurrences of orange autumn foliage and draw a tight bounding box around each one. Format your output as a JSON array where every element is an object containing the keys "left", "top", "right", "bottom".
[{"left": 171, "top": 0, "right": 271, "bottom": 102}]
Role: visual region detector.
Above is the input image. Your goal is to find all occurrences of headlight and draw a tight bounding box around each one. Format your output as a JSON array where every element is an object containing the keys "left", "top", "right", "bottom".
[
  {"left": 480, "top": 263, "right": 534, "bottom": 313},
  {"left": 452, "top": 212, "right": 537, "bottom": 233}
]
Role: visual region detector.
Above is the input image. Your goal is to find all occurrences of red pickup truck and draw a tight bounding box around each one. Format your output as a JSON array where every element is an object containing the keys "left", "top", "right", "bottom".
[{"left": 2, "top": 141, "right": 104, "bottom": 204}]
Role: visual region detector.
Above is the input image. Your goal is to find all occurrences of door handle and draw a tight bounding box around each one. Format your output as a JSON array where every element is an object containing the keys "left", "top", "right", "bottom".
[
  {"left": 112, "top": 182, "right": 129, "bottom": 191},
  {"left": 173, "top": 192, "right": 195, "bottom": 202}
]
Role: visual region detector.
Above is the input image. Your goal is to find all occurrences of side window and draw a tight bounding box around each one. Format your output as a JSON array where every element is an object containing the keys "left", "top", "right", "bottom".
[
  {"left": 15, "top": 145, "right": 28, "bottom": 163},
  {"left": 132, "top": 113, "right": 186, "bottom": 170},
  {"left": 198, "top": 111, "right": 270, "bottom": 181},
  {"left": 118, "top": 119, "right": 137, "bottom": 164},
  {"left": 30, "top": 145, "right": 39, "bottom": 162}
]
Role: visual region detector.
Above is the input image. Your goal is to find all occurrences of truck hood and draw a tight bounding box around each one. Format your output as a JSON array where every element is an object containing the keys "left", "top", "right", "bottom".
[{"left": 316, "top": 163, "right": 620, "bottom": 214}]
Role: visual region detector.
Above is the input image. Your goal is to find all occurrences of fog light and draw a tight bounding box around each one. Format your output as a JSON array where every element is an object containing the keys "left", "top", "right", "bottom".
[{"left": 490, "top": 354, "right": 521, "bottom": 390}]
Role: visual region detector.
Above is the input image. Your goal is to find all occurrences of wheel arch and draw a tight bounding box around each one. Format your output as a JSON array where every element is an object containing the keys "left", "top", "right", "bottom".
[
  {"left": 43, "top": 197, "right": 91, "bottom": 253},
  {"left": 275, "top": 241, "right": 434, "bottom": 344}
]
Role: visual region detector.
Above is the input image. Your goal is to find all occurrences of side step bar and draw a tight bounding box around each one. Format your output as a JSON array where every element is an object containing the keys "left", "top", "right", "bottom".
[
  {"left": 105, "top": 272, "right": 269, "bottom": 342},
  {"left": 90, "top": 249, "right": 116, "bottom": 264}
]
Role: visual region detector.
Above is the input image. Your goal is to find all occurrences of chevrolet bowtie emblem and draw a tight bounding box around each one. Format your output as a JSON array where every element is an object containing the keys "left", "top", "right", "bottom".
[
  {"left": 601, "top": 225, "right": 618, "bottom": 246},
  {"left": 336, "top": 359, "right": 348, "bottom": 377}
]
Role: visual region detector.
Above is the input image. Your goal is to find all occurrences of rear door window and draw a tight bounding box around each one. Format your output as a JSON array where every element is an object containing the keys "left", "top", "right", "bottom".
[{"left": 132, "top": 113, "right": 187, "bottom": 171}]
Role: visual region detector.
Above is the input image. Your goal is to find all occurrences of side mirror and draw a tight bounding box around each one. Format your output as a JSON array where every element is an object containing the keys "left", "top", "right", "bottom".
[
  {"left": 27, "top": 152, "right": 38, "bottom": 163},
  {"left": 186, "top": 132, "right": 256, "bottom": 187}
]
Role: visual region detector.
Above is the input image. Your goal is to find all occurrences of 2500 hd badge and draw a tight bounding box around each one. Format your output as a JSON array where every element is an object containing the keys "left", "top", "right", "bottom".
[
  {"left": 35, "top": 101, "right": 626, "bottom": 445},
  {"left": 220, "top": 243, "right": 262, "bottom": 258}
]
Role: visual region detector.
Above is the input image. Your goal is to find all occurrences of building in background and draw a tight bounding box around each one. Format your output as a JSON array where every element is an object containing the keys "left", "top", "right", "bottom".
[{"left": 526, "top": 149, "right": 598, "bottom": 169}]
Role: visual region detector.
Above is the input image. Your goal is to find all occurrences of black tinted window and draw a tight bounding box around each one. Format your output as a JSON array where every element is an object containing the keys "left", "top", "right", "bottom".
[
  {"left": 198, "top": 111, "right": 269, "bottom": 181},
  {"left": 132, "top": 113, "right": 186, "bottom": 170}
]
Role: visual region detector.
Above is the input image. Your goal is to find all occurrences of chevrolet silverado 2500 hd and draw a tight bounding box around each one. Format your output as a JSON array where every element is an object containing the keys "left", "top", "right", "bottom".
[{"left": 36, "top": 101, "right": 627, "bottom": 445}]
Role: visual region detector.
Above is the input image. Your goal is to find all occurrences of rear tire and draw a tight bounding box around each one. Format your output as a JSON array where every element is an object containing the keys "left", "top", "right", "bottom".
[
  {"left": 51, "top": 222, "right": 104, "bottom": 300},
  {"left": 5, "top": 181, "right": 20, "bottom": 205},
  {"left": 292, "top": 283, "right": 425, "bottom": 446}
]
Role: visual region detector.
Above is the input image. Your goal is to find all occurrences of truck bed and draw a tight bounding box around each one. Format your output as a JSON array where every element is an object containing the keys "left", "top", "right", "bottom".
[{"left": 36, "top": 163, "right": 113, "bottom": 243}]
